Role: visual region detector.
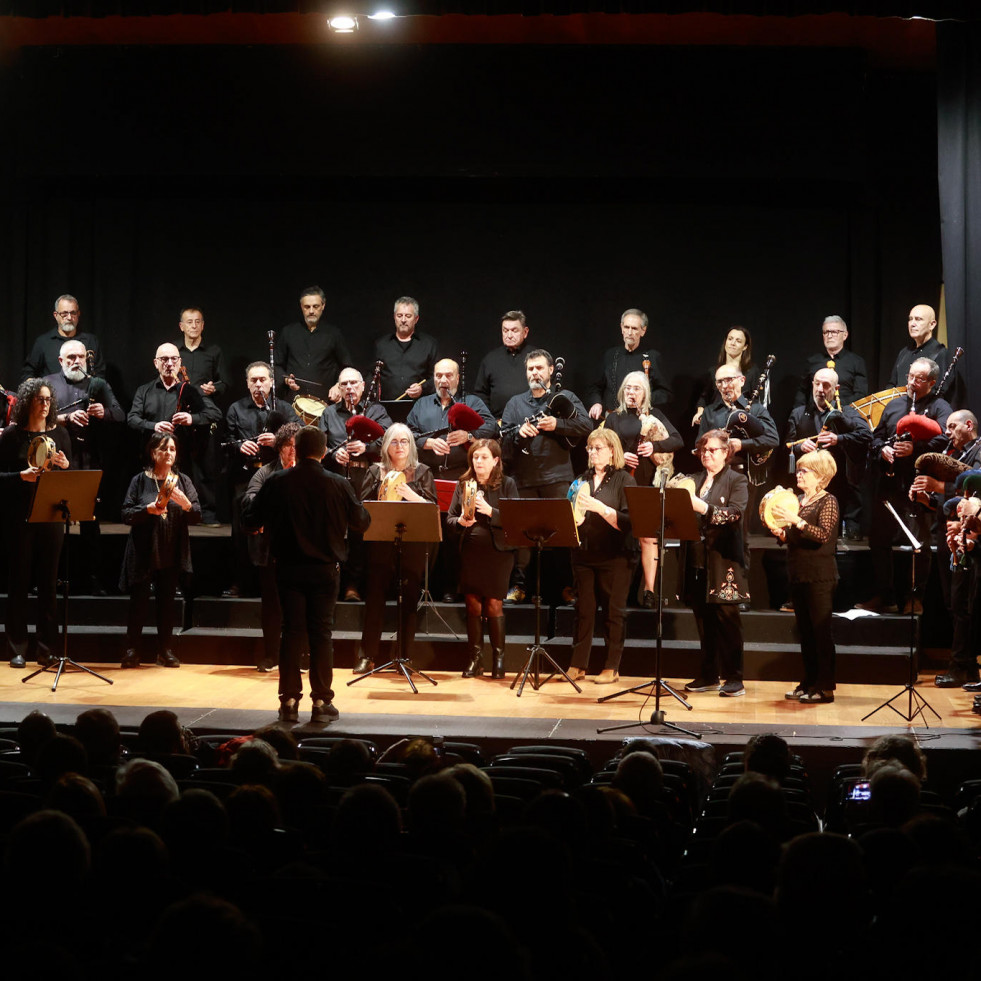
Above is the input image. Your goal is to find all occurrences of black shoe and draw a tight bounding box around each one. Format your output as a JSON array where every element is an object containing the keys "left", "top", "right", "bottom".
[
  {"left": 462, "top": 651, "right": 484, "bottom": 678},
  {"left": 256, "top": 658, "right": 277, "bottom": 673},
  {"left": 156, "top": 650, "right": 181, "bottom": 668},
  {"left": 785, "top": 685, "right": 806, "bottom": 700},
  {"left": 442, "top": 592, "right": 459, "bottom": 604},
  {"left": 641, "top": 590, "right": 656, "bottom": 609},
  {"left": 492, "top": 651, "right": 505, "bottom": 680},
  {"left": 121, "top": 649, "right": 140, "bottom": 669},
  {"left": 279, "top": 698, "right": 299, "bottom": 723},
  {"left": 936, "top": 670, "right": 977, "bottom": 688},
  {"left": 37, "top": 651, "right": 57, "bottom": 668},
  {"left": 963, "top": 680, "right": 981, "bottom": 692},
  {"left": 86, "top": 576, "right": 108, "bottom": 597},
  {"left": 222, "top": 585, "right": 241, "bottom": 598},
  {"left": 720, "top": 681, "right": 746, "bottom": 697},
  {"left": 9, "top": 653, "right": 26, "bottom": 669},
  {"left": 685, "top": 678, "right": 721, "bottom": 692},
  {"left": 300, "top": 653, "right": 310, "bottom": 672},
  {"left": 799, "top": 689, "right": 834, "bottom": 703},
  {"left": 311, "top": 700, "right": 339, "bottom": 723},
  {"left": 352, "top": 655, "right": 374, "bottom": 675}
]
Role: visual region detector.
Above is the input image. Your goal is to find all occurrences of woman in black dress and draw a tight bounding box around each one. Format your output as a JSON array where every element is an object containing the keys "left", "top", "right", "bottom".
[
  {"left": 768, "top": 449, "right": 840, "bottom": 704},
  {"left": 603, "top": 370, "right": 683, "bottom": 607},
  {"left": 447, "top": 438, "right": 517, "bottom": 679},
  {"left": 353, "top": 423, "right": 438, "bottom": 675},
  {"left": 0, "top": 378, "right": 72, "bottom": 668},
  {"left": 120, "top": 432, "right": 201, "bottom": 668},
  {"left": 683, "top": 429, "right": 750, "bottom": 697},
  {"left": 567, "top": 428, "right": 637, "bottom": 684},
  {"left": 692, "top": 326, "right": 760, "bottom": 428}
]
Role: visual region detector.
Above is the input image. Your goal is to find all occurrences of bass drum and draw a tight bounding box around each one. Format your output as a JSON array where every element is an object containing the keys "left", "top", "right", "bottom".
[
  {"left": 292, "top": 394, "right": 328, "bottom": 425},
  {"left": 759, "top": 485, "right": 800, "bottom": 533}
]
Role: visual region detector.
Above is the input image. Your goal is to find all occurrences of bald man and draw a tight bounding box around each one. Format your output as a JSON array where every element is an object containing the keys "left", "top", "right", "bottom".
[
  {"left": 128, "top": 342, "right": 222, "bottom": 518},
  {"left": 888, "top": 304, "right": 950, "bottom": 390},
  {"left": 784, "top": 367, "right": 871, "bottom": 540}
]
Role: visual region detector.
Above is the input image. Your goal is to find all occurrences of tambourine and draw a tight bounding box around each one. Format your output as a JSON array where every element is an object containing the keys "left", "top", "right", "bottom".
[
  {"left": 292, "top": 394, "right": 329, "bottom": 425},
  {"left": 154, "top": 471, "right": 180, "bottom": 511},
  {"left": 759, "top": 485, "right": 800, "bottom": 533},
  {"left": 379, "top": 470, "right": 406, "bottom": 501},
  {"left": 666, "top": 473, "right": 697, "bottom": 496},
  {"left": 27, "top": 435, "right": 57, "bottom": 471},
  {"left": 568, "top": 478, "right": 591, "bottom": 526},
  {"left": 461, "top": 479, "right": 478, "bottom": 520}
]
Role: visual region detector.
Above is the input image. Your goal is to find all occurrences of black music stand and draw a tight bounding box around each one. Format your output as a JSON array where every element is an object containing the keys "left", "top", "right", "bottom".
[
  {"left": 348, "top": 500, "right": 441, "bottom": 693},
  {"left": 499, "top": 498, "right": 582, "bottom": 696},
  {"left": 22, "top": 469, "right": 112, "bottom": 692},
  {"left": 862, "top": 501, "right": 940, "bottom": 725},
  {"left": 597, "top": 485, "right": 701, "bottom": 735}
]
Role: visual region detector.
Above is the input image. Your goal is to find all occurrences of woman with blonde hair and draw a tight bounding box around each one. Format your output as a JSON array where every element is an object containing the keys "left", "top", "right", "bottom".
[{"left": 768, "top": 448, "right": 840, "bottom": 704}]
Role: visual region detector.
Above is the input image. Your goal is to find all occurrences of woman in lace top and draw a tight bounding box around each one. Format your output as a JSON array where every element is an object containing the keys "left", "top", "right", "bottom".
[{"left": 770, "top": 449, "right": 840, "bottom": 704}]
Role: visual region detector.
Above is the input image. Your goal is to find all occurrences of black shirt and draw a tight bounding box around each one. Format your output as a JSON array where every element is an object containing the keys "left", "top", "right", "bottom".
[
  {"left": 127, "top": 377, "right": 222, "bottom": 435},
  {"left": 178, "top": 341, "right": 228, "bottom": 398},
  {"left": 472, "top": 343, "right": 531, "bottom": 418},
  {"left": 274, "top": 321, "right": 353, "bottom": 396},
  {"left": 888, "top": 337, "right": 949, "bottom": 389},
  {"left": 44, "top": 370, "right": 125, "bottom": 470},
  {"left": 795, "top": 348, "right": 868, "bottom": 406},
  {"left": 22, "top": 329, "right": 105, "bottom": 381},
  {"left": 586, "top": 346, "right": 671, "bottom": 411},
  {"left": 244, "top": 457, "right": 370, "bottom": 566},
  {"left": 374, "top": 331, "right": 440, "bottom": 401}
]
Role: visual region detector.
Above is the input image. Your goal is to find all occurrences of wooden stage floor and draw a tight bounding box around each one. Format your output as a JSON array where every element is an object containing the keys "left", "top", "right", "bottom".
[{"left": 2, "top": 662, "right": 979, "bottom": 748}]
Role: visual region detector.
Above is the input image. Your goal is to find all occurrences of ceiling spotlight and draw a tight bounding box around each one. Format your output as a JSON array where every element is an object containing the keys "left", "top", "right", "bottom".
[
  {"left": 367, "top": 10, "right": 396, "bottom": 19},
  {"left": 328, "top": 15, "right": 359, "bottom": 33}
]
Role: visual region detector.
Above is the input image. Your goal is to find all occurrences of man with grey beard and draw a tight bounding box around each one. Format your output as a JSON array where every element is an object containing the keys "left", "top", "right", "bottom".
[{"left": 44, "top": 338, "right": 125, "bottom": 594}]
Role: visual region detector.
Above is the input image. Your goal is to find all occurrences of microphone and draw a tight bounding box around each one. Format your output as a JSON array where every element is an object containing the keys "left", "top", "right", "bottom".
[{"left": 656, "top": 467, "right": 668, "bottom": 491}]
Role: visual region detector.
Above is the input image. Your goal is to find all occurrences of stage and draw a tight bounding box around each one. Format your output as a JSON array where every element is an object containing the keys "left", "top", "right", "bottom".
[{"left": 4, "top": 662, "right": 980, "bottom": 804}]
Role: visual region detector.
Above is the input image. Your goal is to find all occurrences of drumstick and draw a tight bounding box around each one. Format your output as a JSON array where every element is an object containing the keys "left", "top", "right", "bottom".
[
  {"left": 394, "top": 380, "right": 425, "bottom": 401},
  {"left": 289, "top": 376, "right": 324, "bottom": 387}
]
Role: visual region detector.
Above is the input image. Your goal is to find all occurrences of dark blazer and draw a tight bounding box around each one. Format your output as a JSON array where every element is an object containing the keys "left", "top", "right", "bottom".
[{"left": 447, "top": 475, "right": 518, "bottom": 552}]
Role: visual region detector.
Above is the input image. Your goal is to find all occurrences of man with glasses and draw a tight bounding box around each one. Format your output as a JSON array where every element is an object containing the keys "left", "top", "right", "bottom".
[
  {"left": 127, "top": 342, "right": 222, "bottom": 471},
  {"left": 22, "top": 293, "right": 106, "bottom": 381},
  {"left": 786, "top": 367, "right": 870, "bottom": 541},
  {"left": 794, "top": 315, "right": 868, "bottom": 407},
  {"left": 859, "top": 357, "right": 951, "bottom": 614},
  {"left": 44, "top": 339, "right": 125, "bottom": 594}
]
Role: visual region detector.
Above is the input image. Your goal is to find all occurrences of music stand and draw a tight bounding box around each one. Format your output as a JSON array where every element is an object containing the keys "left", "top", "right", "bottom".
[
  {"left": 348, "top": 500, "right": 441, "bottom": 693},
  {"left": 22, "top": 469, "right": 112, "bottom": 692},
  {"left": 417, "top": 478, "right": 458, "bottom": 637},
  {"left": 862, "top": 501, "right": 940, "bottom": 725},
  {"left": 597, "top": 485, "right": 701, "bottom": 735},
  {"left": 499, "top": 498, "right": 582, "bottom": 696}
]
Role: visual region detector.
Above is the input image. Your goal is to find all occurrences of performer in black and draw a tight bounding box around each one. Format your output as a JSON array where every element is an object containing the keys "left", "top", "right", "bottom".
[
  {"left": 587, "top": 307, "right": 670, "bottom": 417},
  {"left": 352, "top": 423, "right": 438, "bottom": 676},
  {"left": 603, "top": 370, "right": 682, "bottom": 607},
  {"left": 472, "top": 310, "right": 533, "bottom": 419},
  {"left": 785, "top": 366, "right": 870, "bottom": 541},
  {"left": 768, "top": 449, "right": 841, "bottom": 704},
  {"left": 244, "top": 425, "right": 369, "bottom": 723},
  {"left": 888, "top": 304, "right": 949, "bottom": 388},
  {"left": 22, "top": 293, "right": 105, "bottom": 381},
  {"left": 373, "top": 296, "right": 439, "bottom": 402},
  {"left": 275, "top": 286, "right": 352, "bottom": 403},
  {"left": 567, "top": 429, "right": 637, "bottom": 685},
  {"left": 242, "top": 422, "right": 300, "bottom": 672},
  {"left": 794, "top": 315, "right": 868, "bottom": 407},
  {"left": 683, "top": 429, "right": 750, "bottom": 698},
  {"left": 447, "top": 439, "right": 517, "bottom": 679},
  {"left": 0, "top": 379, "right": 72, "bottom": 668},
  {"left": 119, "top": 433, "right": 201, "bottom": 669},
  {"left": 692, "top": 325, "right": 760, "bottom": 428}
]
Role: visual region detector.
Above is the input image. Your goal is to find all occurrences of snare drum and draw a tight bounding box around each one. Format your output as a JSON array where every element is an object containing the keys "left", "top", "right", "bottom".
[{"left": 292, "top": 394, "right": 328, "bottom": 425}]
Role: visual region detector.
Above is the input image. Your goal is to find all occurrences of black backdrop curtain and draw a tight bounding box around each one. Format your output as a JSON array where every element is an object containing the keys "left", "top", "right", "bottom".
[{"left": 938, "top": 20, "right": 981, "bottom": 407}]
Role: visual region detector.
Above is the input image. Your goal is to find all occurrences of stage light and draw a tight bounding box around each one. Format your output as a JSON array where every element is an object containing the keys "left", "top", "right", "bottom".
[
  {"left": 367, "top": 10, "right": 396, "bottom": 20},
  {"left": 328, "top": 15, "right": 359, "bottom": 33}
]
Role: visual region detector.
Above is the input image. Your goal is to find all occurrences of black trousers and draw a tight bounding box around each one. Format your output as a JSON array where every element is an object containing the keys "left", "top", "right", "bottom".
[
  {"left": 948, "top": 559, "right": 980, "bottom": 675},
  {"left": 257, "top": 561, "right": 282, "bottom": 666},
  {"left": 276, "top": 562, "right": 338, "bottom": 704},
  {"left": 868, "top": 476, "right": 934, "bottom": 602},
  {"left": 570, "top": 555, "right": 632, "bottom": 673},
  {"left": 5, "top": 522, "right": 64, "bottom": 660},
  {"left": 790, "top": 579, "right": 837, "bottom": 691},
  {"left": 361, "top": 542, "right": 426, "bottom": 663},
  {"left": 691, "top": 573, "right": 743, "bottom": 683},
  {"left": 127, "top": 566, "right": 181, "bottom": 654}
]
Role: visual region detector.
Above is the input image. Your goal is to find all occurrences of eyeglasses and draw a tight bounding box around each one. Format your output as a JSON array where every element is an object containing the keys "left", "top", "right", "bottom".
[
  {"left": 822, "top": 329, "right": 845, "bottom": 336},
  {"left": 390, "top": 438, "right": 412, "bottom": 448},
  {"left": 587, "top": 445, "right": 610, "bottom": 454},
  {"left": 155, "top": 356, "right": 180, "bottom": 364},
  {"left": 701, "top": 446, "right": 727, "bottom": 455},
  {"left": 35, "top": 396, "right": 52, "bottom": 404},
  {"left": 715, "top": 377, "right": 741, "bottom": 386}
]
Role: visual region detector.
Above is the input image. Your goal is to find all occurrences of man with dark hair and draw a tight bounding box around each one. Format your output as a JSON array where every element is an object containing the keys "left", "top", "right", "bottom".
[
  {"left": 244, "top": 425, "right": 370, "bottom": 723},
  {"left": 373, "top": 295, "right": 439, "bottom": 402},
  {"left": 743, "top": 733, "right": 792, "bottom": 783},
  {"left": 587, "top": 307, "right": 671, "bottom": 418},
  {"left": 274, "top": 286, "right": 352, "bottom": 403},
  {"left": 22, "top": 293, "right": 106, "bottom": 380},
  {"left": 472, "top": 310, "right": 533, "bottom": 418},
  {"left": 500, "top": 348, "right": 591, "bottom": 602}
]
